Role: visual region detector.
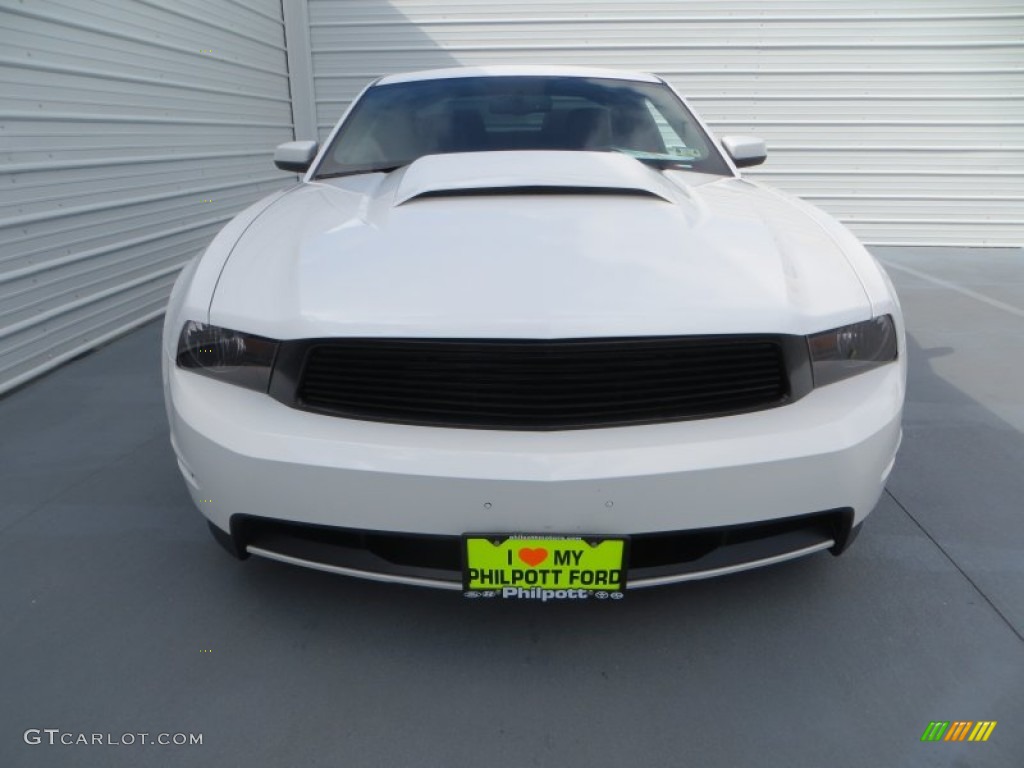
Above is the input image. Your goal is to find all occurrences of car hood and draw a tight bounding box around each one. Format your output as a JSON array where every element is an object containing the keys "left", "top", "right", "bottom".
[{"left": 210, "top": 151, "right": 871, "bottom": 339}]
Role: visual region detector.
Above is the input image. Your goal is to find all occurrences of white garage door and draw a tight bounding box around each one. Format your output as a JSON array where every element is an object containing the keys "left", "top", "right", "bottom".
[
  {"left": 303, "top": 0, "right": 1024, "bottom": 248},
  {"left": 0, "top": 0, "right": 295, "bottom": 395}
]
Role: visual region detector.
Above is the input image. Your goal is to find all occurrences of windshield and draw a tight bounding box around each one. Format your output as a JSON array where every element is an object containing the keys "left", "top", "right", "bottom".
[{"left": 314, "top": 75, "right": 732, "bottom": 178}]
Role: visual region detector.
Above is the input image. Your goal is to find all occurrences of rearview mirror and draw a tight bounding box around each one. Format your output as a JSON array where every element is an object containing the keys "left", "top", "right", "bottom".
[
  {"left": 721, "top": 136, "right": 767, "bottom": 168},
  {"left": 274, "top": 141, "right": 319, "bottom": 173}
]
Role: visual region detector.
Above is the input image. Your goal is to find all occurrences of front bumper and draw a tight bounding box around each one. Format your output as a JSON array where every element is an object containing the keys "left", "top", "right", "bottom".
[{"left": 168, "top": 360, "right": 902, "bottom": 588}]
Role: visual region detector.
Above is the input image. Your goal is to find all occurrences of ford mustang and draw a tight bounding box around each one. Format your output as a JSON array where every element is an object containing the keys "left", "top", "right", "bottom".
[{"left": 162, "top": 65, "right": 905, "bottom": 598}]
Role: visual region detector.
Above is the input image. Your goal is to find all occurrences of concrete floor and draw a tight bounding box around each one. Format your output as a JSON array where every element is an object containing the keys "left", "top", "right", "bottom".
[{"left": 1, "top": 247, "right": 1022, "bottom": 768}]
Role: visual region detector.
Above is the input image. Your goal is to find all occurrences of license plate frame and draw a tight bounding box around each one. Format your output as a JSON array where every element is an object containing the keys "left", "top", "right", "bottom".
[{"left": 462, "top": 534, "right": 629, "bottom": 597}]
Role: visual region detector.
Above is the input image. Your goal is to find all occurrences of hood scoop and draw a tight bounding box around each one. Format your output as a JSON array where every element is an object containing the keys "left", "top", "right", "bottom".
[{"left": 392, "top": 150, "right": 676, "bottom": 206}]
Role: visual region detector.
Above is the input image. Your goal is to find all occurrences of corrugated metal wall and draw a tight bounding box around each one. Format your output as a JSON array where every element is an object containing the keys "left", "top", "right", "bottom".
[
  {"left": 0, "top": 0, "right": 294, "bottom": 395},
  {"left": 305, "top": 0, "right": 1024, "bottom": 247}
]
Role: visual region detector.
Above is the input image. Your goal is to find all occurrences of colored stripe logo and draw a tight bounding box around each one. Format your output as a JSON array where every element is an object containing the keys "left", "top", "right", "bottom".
[{"left": 921, "top": 721, "right": 997, "bottom": 742}]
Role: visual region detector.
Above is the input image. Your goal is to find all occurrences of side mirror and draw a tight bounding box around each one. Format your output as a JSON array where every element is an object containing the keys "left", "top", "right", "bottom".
[
  {"left": 721, "top": 136, "right": 767, "bottom": 168},
  {"left": 274, "top": 141, "right": 319, "bottom": 173}
]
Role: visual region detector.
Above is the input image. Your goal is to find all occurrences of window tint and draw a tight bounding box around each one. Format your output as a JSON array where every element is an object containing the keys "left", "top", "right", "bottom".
[{"left": 315, "top": 76, "right": 731, "bottom": 177}]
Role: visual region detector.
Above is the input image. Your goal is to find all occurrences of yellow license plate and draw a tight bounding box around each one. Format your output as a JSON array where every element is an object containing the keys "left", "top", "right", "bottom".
[{"left": 462, "top": 535, "right": 628, "bottom": 600}]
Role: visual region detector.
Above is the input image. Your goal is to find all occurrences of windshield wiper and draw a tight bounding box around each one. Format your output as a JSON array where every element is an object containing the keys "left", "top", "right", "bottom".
[
  {"left": 314, "top": 165, "right": 405, "bottom": 180},
  {"left": 611, "top": 148, "right": 694, "bottom": 170},
  {"left": 632, "top": 157, "right": 693, "bottom": 170}
]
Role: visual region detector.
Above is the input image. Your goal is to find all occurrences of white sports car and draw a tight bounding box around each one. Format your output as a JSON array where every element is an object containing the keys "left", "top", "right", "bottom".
[{"left": 163, "top": 65, "right": 905, "bottom": 599}]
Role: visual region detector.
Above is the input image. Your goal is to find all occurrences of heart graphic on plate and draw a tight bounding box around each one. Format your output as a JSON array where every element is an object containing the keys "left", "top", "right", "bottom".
[{"left": 518, "top": 547, "right": 548, "bottom": 567}]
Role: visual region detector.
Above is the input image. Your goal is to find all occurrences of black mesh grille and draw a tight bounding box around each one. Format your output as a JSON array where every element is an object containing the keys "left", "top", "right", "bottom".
[{"left": 292, "top": 336, "right": 791, "bottom": 430}]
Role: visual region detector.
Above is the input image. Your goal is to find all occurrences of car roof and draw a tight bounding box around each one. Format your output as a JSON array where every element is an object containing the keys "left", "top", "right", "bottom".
[{"left": 374, "top": 64, "right": 663, "bottom": 86}]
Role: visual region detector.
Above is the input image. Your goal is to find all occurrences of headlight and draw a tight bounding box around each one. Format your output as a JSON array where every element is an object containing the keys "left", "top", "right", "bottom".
[
  {"left": 808, "top": 315, "right": 897, "bottom": 387},
  {"left": 176, "top": 321, "right": 279, "bottom": 392}
]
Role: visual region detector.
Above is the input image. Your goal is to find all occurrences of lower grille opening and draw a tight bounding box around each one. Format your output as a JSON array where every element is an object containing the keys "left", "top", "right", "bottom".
[
  {"left": 231, "top": 509, "right": 851, "bottom": 585},
  {"left": 629, "top": 512, "right": 840, "bottom": 569}
]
